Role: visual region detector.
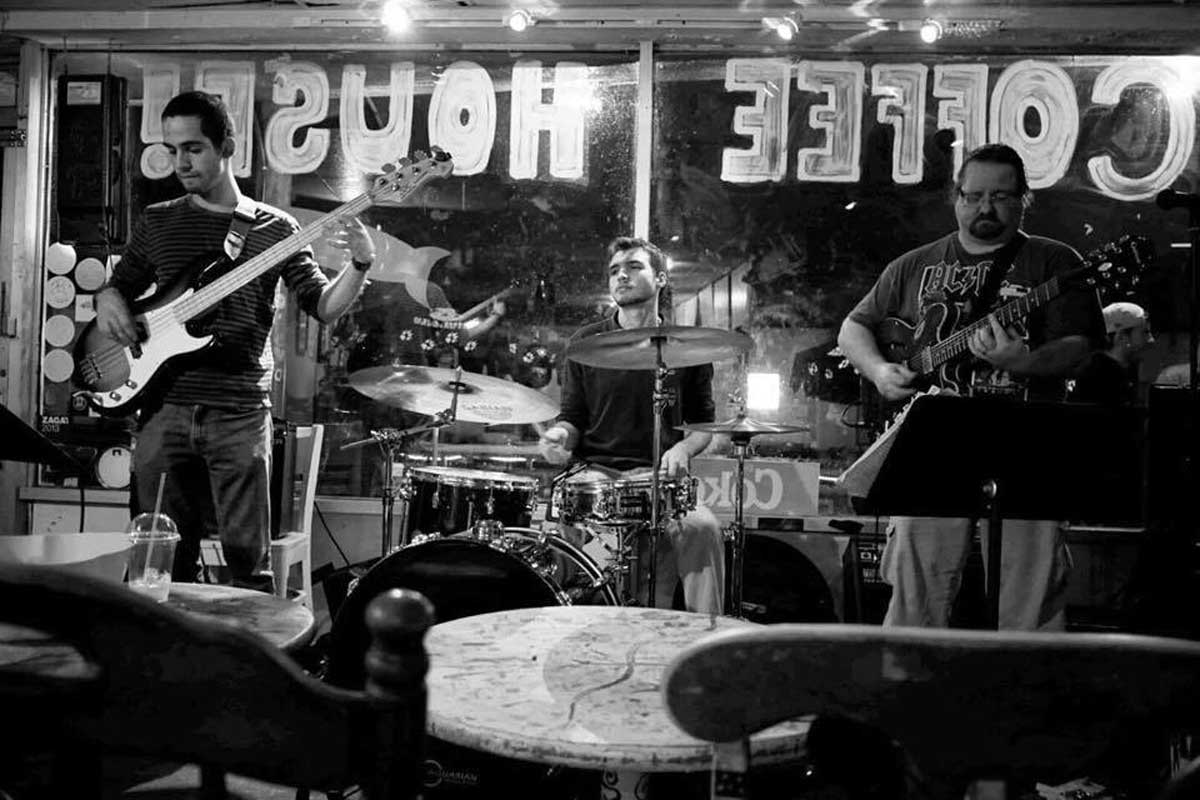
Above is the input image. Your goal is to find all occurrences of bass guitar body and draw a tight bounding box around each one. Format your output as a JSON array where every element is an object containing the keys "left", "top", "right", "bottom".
[{"left": 74, "top": 253, "right": 232, "bottom": 414}]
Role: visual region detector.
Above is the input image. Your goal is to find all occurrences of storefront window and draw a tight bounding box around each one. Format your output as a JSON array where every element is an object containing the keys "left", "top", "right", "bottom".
[
  {"left": 654, "top": 54, "right": 1193, "bottom": 507},
  {"left": 44, "top": 51, "right": 636, "bottom": 496}
]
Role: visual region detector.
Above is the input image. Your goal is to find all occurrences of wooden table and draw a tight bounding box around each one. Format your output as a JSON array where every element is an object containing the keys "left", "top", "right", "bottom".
[
  {"left": 166, "top": 583, "right": 316, "bottom": 653},
  {"left": 425, "top": 606, "right": 808, "bottom": 796}
]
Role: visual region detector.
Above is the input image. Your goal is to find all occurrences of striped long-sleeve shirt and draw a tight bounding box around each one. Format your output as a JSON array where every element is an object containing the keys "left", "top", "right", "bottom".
[{"left": 108, "top": 194, "right": 329, "bottom": 410}]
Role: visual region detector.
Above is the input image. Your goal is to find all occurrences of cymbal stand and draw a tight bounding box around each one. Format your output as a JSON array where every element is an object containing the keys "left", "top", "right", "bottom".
[
  {"left": 342, "top": 366, "right": 463, "bottom": 557},
  {"left": 726, "top": 426, "right": 753, "bottom": 619},
  {"left": 726, "top": 359, "right": 750, "bottom": 618},
  {"left": 646, "top": 331, "right": 673, "bottom": 608}
]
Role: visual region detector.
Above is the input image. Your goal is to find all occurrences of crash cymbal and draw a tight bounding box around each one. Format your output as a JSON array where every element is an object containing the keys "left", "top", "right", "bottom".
[
  {"left": 679, "top": 415, "right": 811, "bottom": 437},
  {"left": 565, "top": 325, "right": 754, "bottom": 370},
  {"left": 347, "top": 365, "right": 558, "bottom": 425}
]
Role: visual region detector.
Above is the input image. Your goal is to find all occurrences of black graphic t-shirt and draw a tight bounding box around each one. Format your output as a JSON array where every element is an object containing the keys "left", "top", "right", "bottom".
[{"left": 849, "top": 232, "right": 1105, "bottom": 401}]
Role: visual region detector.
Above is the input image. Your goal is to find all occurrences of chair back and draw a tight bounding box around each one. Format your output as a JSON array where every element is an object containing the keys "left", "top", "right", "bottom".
[
  {"left": 0, "top": 561, "right": 433, "bottom": 798},
  {"left": 663, "top": 624, "right": 1200, "bottom": 799},
  {"left": 290, "top": 422, "right": 324, "bottom": 537}
]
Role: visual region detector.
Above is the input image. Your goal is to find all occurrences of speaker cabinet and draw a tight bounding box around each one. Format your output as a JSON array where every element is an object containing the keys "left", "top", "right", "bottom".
[{"left": 55, "top": 74, "right": 128, "bottom": 245}]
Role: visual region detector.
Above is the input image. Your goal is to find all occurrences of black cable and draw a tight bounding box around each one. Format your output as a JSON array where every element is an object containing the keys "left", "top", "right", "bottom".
[{"left": 78, "top": 481, "right": 86, "bottom": 533}]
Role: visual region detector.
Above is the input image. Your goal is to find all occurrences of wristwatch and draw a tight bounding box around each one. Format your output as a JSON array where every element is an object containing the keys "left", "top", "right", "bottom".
[{"left": 351, "top": 257, "right": 373, "bottom": 272}]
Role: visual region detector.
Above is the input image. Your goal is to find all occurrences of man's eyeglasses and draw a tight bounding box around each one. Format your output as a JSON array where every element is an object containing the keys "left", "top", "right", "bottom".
[{"left": 956, "top": 189, "right": 1020, "bottom": 206}]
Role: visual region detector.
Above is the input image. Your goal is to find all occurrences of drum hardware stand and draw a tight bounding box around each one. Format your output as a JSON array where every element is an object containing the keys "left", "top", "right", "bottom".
[
  {"left": 725, "top": 425, "right": 755, "bottom": 619},
  {"left": 342, "top": 367, "right": 464, "bottom": 557},
  {"left": 647, "top": 332, "right": 675, "bottom": 609}
]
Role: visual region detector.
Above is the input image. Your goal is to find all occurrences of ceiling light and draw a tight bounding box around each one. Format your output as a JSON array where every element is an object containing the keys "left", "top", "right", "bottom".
[
  {"left": 505, "top": 9, "right": 534, "bottom": 32},
  {"left": 919, "top": 19, "right": 943, "bottom": 43},
  {"left": 380, "top": 0, "right": 413, "bottom": 33},
  {"left": 775, "top": 17, "right": 799, "bottom": 41}
]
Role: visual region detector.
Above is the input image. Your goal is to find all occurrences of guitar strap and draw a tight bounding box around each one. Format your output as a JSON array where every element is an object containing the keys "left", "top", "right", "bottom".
[
  {"left": 223, "top": 196, "right": 257, "bottom": 260},
  {"left": 965, "top": 232, "right": 1028, "bottom": 326}
]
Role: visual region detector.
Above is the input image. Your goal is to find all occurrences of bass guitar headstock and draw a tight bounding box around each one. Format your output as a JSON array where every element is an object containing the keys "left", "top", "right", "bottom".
[{"left": 369, "top": 148, "right": 454, "bottom": 203}]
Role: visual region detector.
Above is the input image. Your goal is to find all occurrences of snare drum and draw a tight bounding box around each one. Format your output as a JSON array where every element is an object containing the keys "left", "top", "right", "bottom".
[
  {"left": 325, "top": 530, "right": 618, "bottom": 690},
  {"left": 553, "top": 473, "right": 698, "bottom": 526},
  {"left": 402, "top": 465, "right": 539, "bottom": 537}
]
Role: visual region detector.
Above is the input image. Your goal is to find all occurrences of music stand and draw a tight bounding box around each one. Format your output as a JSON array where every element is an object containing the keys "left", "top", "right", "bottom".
[
  {"left": 843, "top": 393, "right": 1143, "bottom": 628},
  {"left": 0, "top": 404, "right": 81, "bottom": 472}
]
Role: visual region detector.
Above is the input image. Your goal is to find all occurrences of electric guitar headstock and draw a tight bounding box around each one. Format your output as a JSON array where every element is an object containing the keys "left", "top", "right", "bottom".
[
  {"left": 369, "top": 148, "right": 455, "bottom": 204},
  {"left": 1073, "top": 234, "right": 1155, "bottom": 303}
]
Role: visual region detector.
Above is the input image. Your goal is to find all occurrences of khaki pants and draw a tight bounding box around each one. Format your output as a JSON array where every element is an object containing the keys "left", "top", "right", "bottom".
[{"left": 880, "top": 516, "right": 1071, "bottom": 631}]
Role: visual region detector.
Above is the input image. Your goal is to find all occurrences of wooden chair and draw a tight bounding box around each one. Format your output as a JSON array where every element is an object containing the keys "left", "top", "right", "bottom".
[
  {"left": 0, "top": 561, "right": 433, "bottom": 799},
  {"left": 201, "top": 423, "right": 324, "bottom": 607},
  {"left": 662, "top": 623, "right": 1200, "bottom": 799}
]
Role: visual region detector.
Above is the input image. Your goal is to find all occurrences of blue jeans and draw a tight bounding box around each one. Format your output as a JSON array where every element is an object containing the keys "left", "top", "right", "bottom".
[{"left": 132, "top": 403, "right": 273, "bottom": 589}]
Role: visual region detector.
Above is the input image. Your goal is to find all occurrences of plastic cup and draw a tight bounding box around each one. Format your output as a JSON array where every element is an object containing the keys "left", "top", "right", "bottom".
[{"left": 126, "top": 512, "right": 180, "bottom": 603}]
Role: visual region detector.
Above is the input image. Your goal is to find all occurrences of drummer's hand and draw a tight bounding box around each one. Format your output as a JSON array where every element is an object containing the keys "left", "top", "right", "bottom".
[
  {"left": 538, "top": 425, "right": 572, "bottom": 464},
  {"left": 660, "top": 443, "right": 690, "bottom": 478}
]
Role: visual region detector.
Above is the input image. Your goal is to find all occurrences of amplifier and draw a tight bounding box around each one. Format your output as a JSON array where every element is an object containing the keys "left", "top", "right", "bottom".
[
  {"left": 736, "top": 524, "right": 891, "bottom": 624},
  {"left": 840, "top": 529, "right": 891, "bottom": 624}
]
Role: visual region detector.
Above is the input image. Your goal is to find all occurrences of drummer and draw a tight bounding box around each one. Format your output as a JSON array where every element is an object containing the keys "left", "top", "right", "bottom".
[{"left": 538, "top": 236, "right": 725, "bottom": 614}]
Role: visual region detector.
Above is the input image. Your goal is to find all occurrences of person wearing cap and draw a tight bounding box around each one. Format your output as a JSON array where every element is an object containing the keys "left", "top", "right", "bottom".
[{"left": 1069, "top": 302, "right": 1153, "bottom": 405}]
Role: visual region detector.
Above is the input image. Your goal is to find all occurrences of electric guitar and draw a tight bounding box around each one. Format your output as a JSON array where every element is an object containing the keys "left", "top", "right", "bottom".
[
  {"left": 74, "top": 149, "right": 455, "bottom": 413},
  {"left": 876, "top": 234, "right": 1153, "bottom": 396}
]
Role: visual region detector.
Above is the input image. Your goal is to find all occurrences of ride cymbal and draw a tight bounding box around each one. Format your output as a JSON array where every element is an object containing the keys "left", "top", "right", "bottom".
[{"left": 565, "top": 325, "right": 754, "bottom": 370}]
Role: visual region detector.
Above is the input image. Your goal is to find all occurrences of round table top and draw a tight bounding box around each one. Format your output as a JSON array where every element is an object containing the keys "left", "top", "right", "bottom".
[
  {"left": 0, "top": 622, "right": 100, "bottom": 686},
  {"left": 425, "top": 605, "right": 808, "bottom": 773},
  {"left": 167, "top": 583, "right": 316, "bottom": 653}
]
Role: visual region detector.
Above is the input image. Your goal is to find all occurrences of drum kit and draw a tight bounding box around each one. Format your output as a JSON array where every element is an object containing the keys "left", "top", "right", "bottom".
[{"left": 335, "top": 322, "right": 810, "bottom": 635}]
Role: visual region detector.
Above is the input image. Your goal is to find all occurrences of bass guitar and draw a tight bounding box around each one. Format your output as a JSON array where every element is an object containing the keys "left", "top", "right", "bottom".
[
  {"left": 75, "top": 149, "right": 454, "bottom": 413},
  {"left": 875, "top": 234, "right": 1153, "bottom": 396}
]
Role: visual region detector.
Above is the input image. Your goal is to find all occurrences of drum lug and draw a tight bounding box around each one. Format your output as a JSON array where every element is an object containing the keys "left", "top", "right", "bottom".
[
  {"left": 555, "top": 589, "right": 573, "bottom": 605},
  {"left": 486, "top": 535, "right": 514, "bottom": 553},
  {"left": 472, "top": 518, "right": 506, "bottom": 543}
]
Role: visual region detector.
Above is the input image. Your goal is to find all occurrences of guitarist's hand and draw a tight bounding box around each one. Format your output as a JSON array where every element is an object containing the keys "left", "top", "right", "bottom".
[
  {"left": 327, "top": 217, "right": 376, "bottom": 266},
  {"left": 870, "top": 362, "right": 918, "bottom": 401},
  {"left": 95, "top": 288, "right": 139, "bottom": 347},
  {"left": 969, "top": 314, "right": 1030, "bottom": 371}
]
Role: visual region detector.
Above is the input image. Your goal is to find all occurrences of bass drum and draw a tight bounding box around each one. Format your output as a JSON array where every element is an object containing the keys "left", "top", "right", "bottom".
[{"left": 326, "top": 530, "right": 619, "bottom": 690}]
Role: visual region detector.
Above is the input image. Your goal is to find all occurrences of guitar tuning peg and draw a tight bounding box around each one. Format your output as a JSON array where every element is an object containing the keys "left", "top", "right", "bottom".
[
  {"left": 381, "top": 162, "right": 395, "bottom": 173},
  {"left": 413, "top": 149, "right": 428, "bottom": 160}
]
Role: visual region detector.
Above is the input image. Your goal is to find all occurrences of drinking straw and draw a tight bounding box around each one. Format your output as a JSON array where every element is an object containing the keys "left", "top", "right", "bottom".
[
  {"left": 144, "top": 473, "right": 167, "bottom": 579},
  {"left": 152, "top": 473, "right": 166, "bottom": 527}
]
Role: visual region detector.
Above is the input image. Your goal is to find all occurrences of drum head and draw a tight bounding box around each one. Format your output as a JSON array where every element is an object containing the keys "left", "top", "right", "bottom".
[
  {"left": 326, "top": 534, "right": 562, "bottom": 689},
  {"left": 409, "top": 465, "right": 538, "bottom": 489}
]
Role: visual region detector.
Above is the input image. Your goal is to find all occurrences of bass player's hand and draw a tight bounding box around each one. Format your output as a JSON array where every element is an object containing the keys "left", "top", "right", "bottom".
[
  {"left": 94, "top": 287, "right": 140, "bottom": 347},
  {"left": 870, "top": 361, "right": 918, "bottom": 401}
]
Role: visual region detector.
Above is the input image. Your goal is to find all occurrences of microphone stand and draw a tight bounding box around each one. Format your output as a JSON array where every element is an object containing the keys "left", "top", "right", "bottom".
[{"left": 1189, "top": 204, "right": 1198, "bottom": 393}]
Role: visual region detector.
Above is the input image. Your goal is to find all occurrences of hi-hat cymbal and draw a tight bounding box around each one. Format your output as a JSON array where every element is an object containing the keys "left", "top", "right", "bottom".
[
  {"left": 679, "top": 415, "right": 811, "bottom": 437},
  {"left": 347, "top": 365, "right": 558, "bottom": 425},
  {"left": 565, "top": 325, "right": 754, "bottom": 370}
]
